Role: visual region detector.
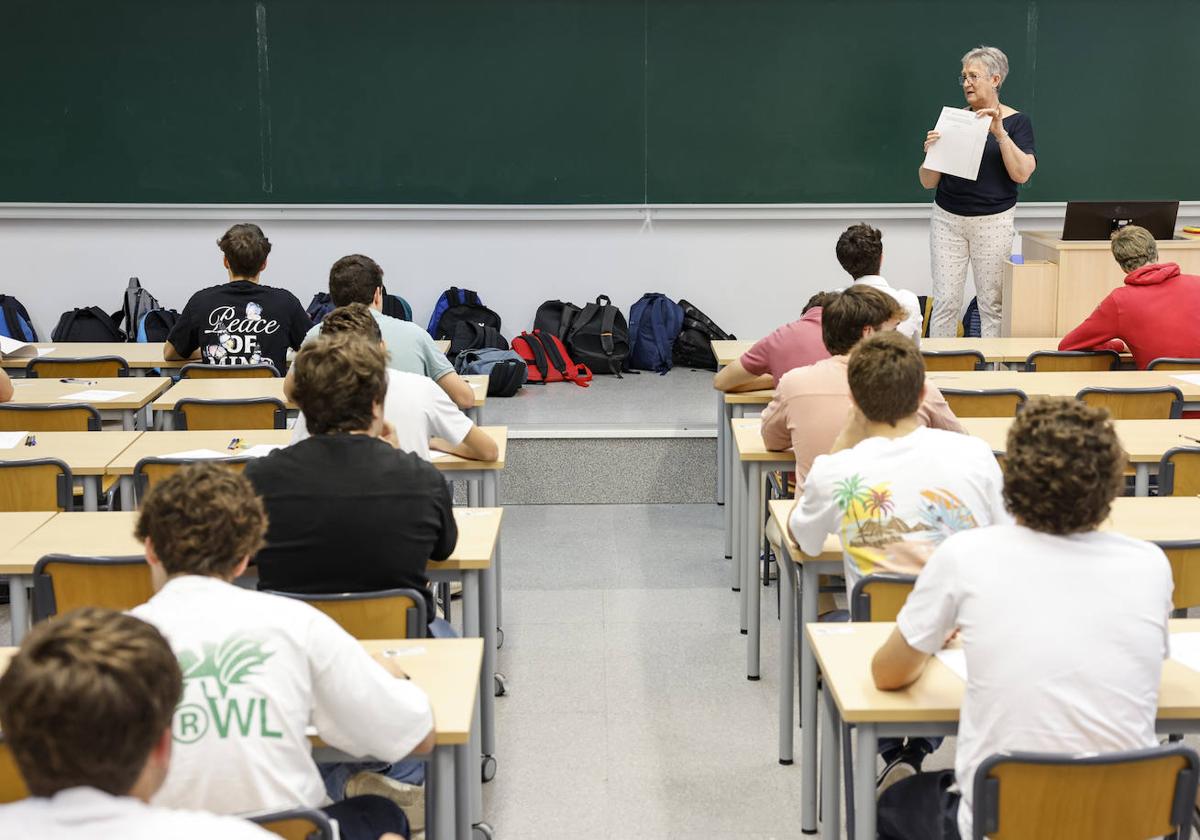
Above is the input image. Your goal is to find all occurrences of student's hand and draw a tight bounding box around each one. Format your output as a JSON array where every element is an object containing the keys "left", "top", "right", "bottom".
[
  {"left": 380, "top": 420, "right": 400, "bottom": 449},
  {"left": 371, "top": 651, "right": 411, "bottom": 680},
  {"left": 379, "top": 834, "right": 406, "bottom": 840},
  {"left": 923, "top": 130, "right": 940, "bottom": 153}
]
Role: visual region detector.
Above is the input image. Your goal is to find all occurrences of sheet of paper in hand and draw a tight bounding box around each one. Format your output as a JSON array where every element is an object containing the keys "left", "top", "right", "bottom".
[{"left": 923, "top": 106, "right": 991, "bottom": 181}]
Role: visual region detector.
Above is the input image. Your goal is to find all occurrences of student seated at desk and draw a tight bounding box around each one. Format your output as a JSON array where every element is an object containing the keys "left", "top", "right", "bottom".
[
  {"left": 290, "top": 303, "right": 498, "bottom": 462},
  {"left": 304, "top": 254, "right": 475, "bottom": 409},
  {"left": 130, "top": 463, "right": 431, "bottom": 840},
  {"left": 0, "top": 367, "right": 11, "bottom": 402},
  {"left": 790, "top": 331, "right": 1006, "bottom": 780},
  {"left": 871, "top": 397, "right": 1172, "bottom": 840},
  {"left": 838, "top": 223, "right": 922, "bottom": 344},
  {"left": 1059, "top": 224, "right": 1200, "bottom": 368},
  {"left": 164, "top": 223, "right": 311, "bottom": 373},
  {"left": 714, "top": 292, "right": 835, "bottom": 392},
  {"left": 0, "top": 607, "right": 275, "bottom": 839}
]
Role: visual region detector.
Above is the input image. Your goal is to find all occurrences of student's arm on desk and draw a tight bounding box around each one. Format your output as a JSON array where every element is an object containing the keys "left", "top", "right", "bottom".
[
  {"left": 871, "top": 627, "right": 933, "bottom": 690},
  {"left": 1057, "top": 295, "right": 1126, "bottom": 355},
  {"left": 371, "top": 653, "right": 436, "bottom": 756},
  {"left": 428, "top": 473, "right": 459, "bottom": 562},
  {"left": 431, "top": 426, "right": 498, "bottom": 462},
  {"left": 0, "top": 368, "right": 12, "bottom": 402},
  {"left": 787, "top": 462, "right": 840, "bottom": 556},
  {"left": 760, "top": 393, "right": 792, "bottom": 452},
  {"left": 437, "top": 370, "right": 476, "bottom": 410},
  {"left": 713, "top": 360, "right": 773, "bottom": 393},
  {"left": 162, "top": 341, "right": 200, "bottom": 362}
]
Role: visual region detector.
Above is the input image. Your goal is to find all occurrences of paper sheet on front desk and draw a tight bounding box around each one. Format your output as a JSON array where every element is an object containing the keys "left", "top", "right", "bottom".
[
  {"left": 160, "top": 449, "right": 237, "bottom": 460},
  {"left": 1169, "top": 632, "right": 1200, "bottom": 674},
  {"left": 0, "top": 335, "right": 34, "bottom": 357},
  {"left": 238, "top": 444, "right": 283, "bottom": 459},
  {"left": 923, "top": 106, "right": 991, "bottom": 180},
  {"left": 1171, "top": 374, "right": 1200, "bottom": 386},
  {"left": 0, "top": 432, "right": 28, "bottom": 449},
  {"left": 935, "top": 648, "right": 968, "bottom": 681},
  {"left": 58, "top": 389, "right": 132, "bottom": 402}
]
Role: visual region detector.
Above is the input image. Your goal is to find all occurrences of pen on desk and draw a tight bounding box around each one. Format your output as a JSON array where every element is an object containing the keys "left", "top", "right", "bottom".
[
  {"left": 227, "top": 437, "right": 241, "bottom": 450},
  {"left": 25, "top": 434, "right": 36, "bottom": 447},
  {"left": 59, "top": 378, "right": 97, "bottom": 385},
  {"left": 1181, "top": 434, "right": 1200, "bottom": 446}
]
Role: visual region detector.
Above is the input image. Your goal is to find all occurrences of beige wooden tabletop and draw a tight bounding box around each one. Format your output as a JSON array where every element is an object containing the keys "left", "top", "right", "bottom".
[
  {"left": 0, "top": 343, "right": 173, "bottom": 369},
  {"left": 810, "top": 619, "right": 1200, "bottom": 724},
  {"left": 0, "top": 637, "right": 482, "bottom": 747},
  {"left": 434, "top": 340, "right": 450, "bottom": 354},
  {"left": 442, "top": 508, "right": 503, "bottom": 571},
  {"left": 724, "top": 388, "right": 774, "bottom": 406},
  {"left": 463, "top": 374, "right": 488, "bottom": 407},
  {"left": 106, "top": 429, "right": 293, "bottom": 474},
  {"left": 712, "top": 340, "right": 754, "bottom": 367},
  {"left": 0, "top": 513, "right": 56, "bottom": 558},
  {"left": 432, "top": 426, "right": 507, "bottom": 472},
  {"left": 6, "top": 377, "right": 171, "bottom": 411},
  {"left": 962, "top": 417, "right": 1200, "bottom": 463},
  {"left": 0, "top": 512, "right": 141, "bottom": 575},
  {"left": 921, "top": 337, "right": 1131, "bottom": 363},
  {"left": 0, "top": 431, "right": 142, "bottom": 475},
  {"left": 732, "top": 417, "right": 793, "bottom": 462},
  {"left": 151, "top": 378, "right": 292, "bottom": 411},
  {"left": 926, "top": 370, "right": 1200, "bottom": 399}
]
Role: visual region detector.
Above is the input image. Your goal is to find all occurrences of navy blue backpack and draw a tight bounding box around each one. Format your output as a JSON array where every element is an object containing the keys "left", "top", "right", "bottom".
[
  {"left": 627, "top": 293, "right": 684, "bottom": 374},
  {"left": 427, "top": 287, "right": 501, "bottom": 340},
  {"left": 306, "top": 292, "right": 336, "bottom": 325},
  {"left": 0, "top": 295, "right": 37, "bottom": 342}
]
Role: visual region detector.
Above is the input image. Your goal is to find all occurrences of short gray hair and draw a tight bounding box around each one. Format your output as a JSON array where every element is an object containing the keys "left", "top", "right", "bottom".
[{"left": 962, "top": 45, "right": 1009, "bottom": 87}]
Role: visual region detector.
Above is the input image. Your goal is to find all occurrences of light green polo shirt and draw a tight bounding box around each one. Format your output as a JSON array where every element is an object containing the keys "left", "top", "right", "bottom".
[{"left": 303, "top": 309, "right": 453, "bottom": 380}]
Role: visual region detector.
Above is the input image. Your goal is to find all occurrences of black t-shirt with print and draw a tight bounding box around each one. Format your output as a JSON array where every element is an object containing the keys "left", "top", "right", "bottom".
[{"left": 166, "top": 280, "right": 311, "bottom": 373}]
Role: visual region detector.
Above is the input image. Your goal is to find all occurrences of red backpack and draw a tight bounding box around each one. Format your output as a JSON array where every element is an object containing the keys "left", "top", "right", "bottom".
[{"left": 511, "top": 329, "right": 593, "bottom": 387}]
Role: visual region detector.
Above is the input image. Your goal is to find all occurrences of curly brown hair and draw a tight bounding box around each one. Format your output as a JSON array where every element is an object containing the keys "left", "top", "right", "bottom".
[
  {"left": 291, "top": 333, "right": 388, "bottom": 435},
  {"left": 1003, "top": 397, "right": 1127, "bottom": 534},
  {"left": 848, "top": 331, "right": 924, "bottom": 425},
  {"left": 835, "top": 223, "right": 884, "bottom": 279},
  {"left": 0, "top": 607, "right": 181, "bottom": 797},
  {"left": 802, "top": 291, "right": 838, "bottom": 314},
  {"left": 217, "top": 223, "right": 271, "bottom": 278},
  {"left": 135, "top": 461, "right": 267, "bottom": 577},
  {"left": 320, "top": 302, "right": 383, "bottom": 343}
]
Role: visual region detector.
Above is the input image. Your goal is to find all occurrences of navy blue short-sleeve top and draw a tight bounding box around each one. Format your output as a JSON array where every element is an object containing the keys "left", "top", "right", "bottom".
[{"left": 935, "top": 111, "right": 1036, "bottom": 217}]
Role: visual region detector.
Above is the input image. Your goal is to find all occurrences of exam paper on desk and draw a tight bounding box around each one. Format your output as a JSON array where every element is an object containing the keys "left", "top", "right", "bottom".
[
  {"left": 1169, "top": 632, "right": 1200, "bottom": 674},
  {"left": 935, "top": 648, "right": 968, "bottom": 681},
  {"left": 58, "top": 389, "right": 133, "bottom": 402},
  {"left": 0, "top": 432, "right": 28, "bottom": 449},
  {"left": 923, "top": 106, "right": 991, "bottom": 181}
]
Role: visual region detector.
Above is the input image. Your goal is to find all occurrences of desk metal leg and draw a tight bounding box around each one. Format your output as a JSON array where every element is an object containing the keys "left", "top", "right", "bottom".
[
  {"left": 778, "top": 553, "right": 798, "bottom": 764},
  {"left": 467, "top": 480, "right": 480, "bottom": 507},
  {"left": 482, "top": 473, "right": 502, "bottom": 634},
  {"left": 746, "top": 461, "right": 762, "bottom": 680},
  {"left": 800, "top": 563, "right": 819, "bottom": 833},
  {"left": 716, "top": 388, "right": 725, "bottom": 507},
  {"left": 454, "top": 742, "right": 474, "bottom": 840},
  {"left": 10, "top": 575, "right": 31, "bottom": 644},
  {"left": 736, "top": 453, "right": 747, "bottom": 631},
  {"left": 430, "top": 745, "right": 457, "bottom": 840},
  {"left": 1136, "top": 463, "right": 1150, "bottom": 497},
  {"left": 82, "top": 477, "right": 99, "bottom": 512},
  {"left": 820, "top": 681, "right": 842, "bottom": 840},
  {"left": 120, "top": 475, "right": 136, "bottom": 512},
  {"left": 854, "top": 724, "right": 878, "bottom": 840},
  {"left": 480, "top": 557, "right": 498, "bottom": 762},
  {"left": 727, "top": 404, "right": 743, "bottom": 574},
  {"left": 121, "top": 409, "right": 135, "bottom": 431}
]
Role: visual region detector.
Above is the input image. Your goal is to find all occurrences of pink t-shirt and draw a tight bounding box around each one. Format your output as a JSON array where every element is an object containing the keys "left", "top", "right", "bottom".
[
  {"left": 739, "top": 308, "right": 831, "bottom": 386},
  {"left": 760, "top": 355, "right": 965, "bottom": 492}
]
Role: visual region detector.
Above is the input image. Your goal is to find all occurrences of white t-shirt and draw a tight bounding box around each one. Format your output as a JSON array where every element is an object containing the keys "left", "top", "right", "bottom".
[
  {"left": 853, "top": 275, "right": 923, "bottom": 345},
  {"left": 897, "top": 524, "right": 1173, "bottom": 840},
  {"left": 0, "top": 787, "right": 275, "bottom": 839},
  {"left": 790, "top": 426, "right": 1007, "bottom": 596},
  {"left": 130, "top": 576, "right": 433, "bottom": 816},
  {"left": 291, "top": 367, "right": 472, "bottom": 461}
]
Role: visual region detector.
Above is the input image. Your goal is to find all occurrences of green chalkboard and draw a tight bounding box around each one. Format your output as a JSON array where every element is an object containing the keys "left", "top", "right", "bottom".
[{"left": 1, "top": 0, "right": 1197, "bottom": 204}]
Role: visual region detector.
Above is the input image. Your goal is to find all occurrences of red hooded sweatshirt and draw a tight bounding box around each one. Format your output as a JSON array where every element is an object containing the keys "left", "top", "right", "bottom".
[{"left": 1058, "top": 262, "right": 1200, "bottom": 369}]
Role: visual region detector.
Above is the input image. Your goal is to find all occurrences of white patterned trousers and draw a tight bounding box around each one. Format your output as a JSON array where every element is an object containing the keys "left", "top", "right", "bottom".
[{"left": 929, "top": 203, "right": 1016, "bottom": 337}]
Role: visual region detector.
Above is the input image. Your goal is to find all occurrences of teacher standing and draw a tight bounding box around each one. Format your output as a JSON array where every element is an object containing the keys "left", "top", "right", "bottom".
[{"left": 920, "top": 45, "right": 1037, "bottom": 337}]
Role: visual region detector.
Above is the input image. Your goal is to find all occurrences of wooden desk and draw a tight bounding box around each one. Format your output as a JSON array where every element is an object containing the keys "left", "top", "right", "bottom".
[
  {"left": 434, "top": 340, "right": 451, "bottom": 354},
  {"left": 462, "top": 374, "right": 489, "bottom": 424},
  {"left": 927, "top": 369, "right": 1200, "bottom": 409},
  {"left": 712, "top": 339, "right": 754, "bottom": 368},
  {"left": 151, "top": 378, "right": 293, "bottom": 427},
  {"left": 812, "top": 619, "right": 1200, "bottom": 840},
  {"left": 711, "top": 339, "right": 759, "bottom": 550},
  {"left": 0, "top": 513, "right": 56, "bottom": 564},
  {"left": 6, "top": 377, "right": 170, "bottom": 430},
  {"left": 921, "top": 336, "right": 1132, "bottom": 366},
  {"left": 0, "top": 431, "right": 141, "bottom": 510},
  {"left": 0, "top": 342, "right": 172, "bottom": 371}
]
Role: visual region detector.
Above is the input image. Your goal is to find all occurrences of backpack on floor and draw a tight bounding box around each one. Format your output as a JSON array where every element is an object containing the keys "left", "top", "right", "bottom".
[
  {"left": 454, "top": 348, "right": 528, "bottom": 397},
  {"left": 532, "top": 300, "right": 581, "bottom": 340},
  {"left": 0, "top": 295, "right": 38, "bottom": 342},
  {"left": 564, "top": 295, "right": 630, "bottom": 377},
  {"left": 627, "top": 293, "right": 684, "bottom": 375},
  {"left": 448, "top": 321, "right": 509, "bottom": 360},
  {"left": 306, "top": 292, "right": 336, "bottom": 325},
  {"left": 672, "top": 299, "right": 735, "bottom": 371},
  {"left": 380, "top": 286, "right": 413, "bottom": 322},
  {"left": 51, "top": 307, "right": 125, "bottom": 342},
  {"left": 512, "top": 329, "right": 593, "bottom": 387},
  {"left": 427, "top": 287, "right": 501, "bottom": 340},
  {"left": 135, "top": 308, "right": 180, "bottom": 343},
  {"left": 961, "top": 297, "right": 981, "bottom": 338},
  {"left": 116, "top": 277, "right": 160, "bottom": 341}
]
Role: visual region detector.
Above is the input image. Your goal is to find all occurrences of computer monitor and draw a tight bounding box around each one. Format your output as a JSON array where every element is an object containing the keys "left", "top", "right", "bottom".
[{"left": 1061, "top": 201, "right": 1180, "bottom": 241}]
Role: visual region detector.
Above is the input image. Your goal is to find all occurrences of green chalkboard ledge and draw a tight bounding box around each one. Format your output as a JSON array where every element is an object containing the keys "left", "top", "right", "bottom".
[{"left": 0, "top": 202, "right": 1197, "bottom": 223}]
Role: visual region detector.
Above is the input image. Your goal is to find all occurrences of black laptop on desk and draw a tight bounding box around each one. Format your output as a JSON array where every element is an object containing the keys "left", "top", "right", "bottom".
[{"left": 1061, "top": 200, "right": 1180, "bottom": 240}]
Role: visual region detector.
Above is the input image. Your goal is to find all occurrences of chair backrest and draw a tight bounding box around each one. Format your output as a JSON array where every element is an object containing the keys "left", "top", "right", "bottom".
[
  {"left": 133, "top": 456, "right": 255, "bottom": 505},
  {"left": 26, "top": 356, "right": 129, "bottom": 379},
  {"left": 180, "top": 363, "right": 279, "bottom": 379},
  {"left": 0, "top": 403, "right": 102, "bottom": 432},
  {"left": 1148, "top": 357, "right": 1200, "bottom": 371},
  {"left": 248, "top": 808, "right": 334, "bottom": 840},
  {"left": 941, "top": 388, "right": 1028, "bottom": 418},
  {"left": 1158, "top": 447, "right": 1200, "bottom": 497},
  {"left": 264, "top": 588, "right": 428, "bottom": 639},
  {"left": 173, "top": 398, "right": 287, "bottom": 431},
  {"left": 1076, "top": 386, "right": 1183, "bottom": 420},
  {"left": 849, "top": 573, "right": 917, "bottom": 621},
  {"left": 972, "top": 744, "right": 1200, "bottom": 840},
  {"left": 1156, "top": 540, "right": 1200, "bottom": 615},
  {"left": 0, "top": 739, "right": 29, "bottom": 804},
  {"left": 921, "top": 350, "right": 986, "bottom": 371},
  {"left": 31, "top": 555, "right": 154, "bottom": 621},
  {"left": 1025, "top": 350, "right": 1121, "bottom": 372},
  {"left": 0, "top": 459, "right": 73, "bottom": 511}
]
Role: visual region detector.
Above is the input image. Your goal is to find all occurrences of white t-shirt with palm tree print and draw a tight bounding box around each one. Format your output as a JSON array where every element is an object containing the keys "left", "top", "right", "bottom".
[{"left": 789, "top": 426, "right": 1009, "bottom": 598}]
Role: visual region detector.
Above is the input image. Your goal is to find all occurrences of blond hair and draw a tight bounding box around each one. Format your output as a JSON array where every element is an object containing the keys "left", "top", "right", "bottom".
[{"left": 1111, "top": 225, "right": 1158, "bottom": 273}]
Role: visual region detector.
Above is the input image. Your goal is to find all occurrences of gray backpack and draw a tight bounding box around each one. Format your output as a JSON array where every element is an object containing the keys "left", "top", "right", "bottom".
[{"left": 454, "top": 348, "right": 527, "bottom": 397}]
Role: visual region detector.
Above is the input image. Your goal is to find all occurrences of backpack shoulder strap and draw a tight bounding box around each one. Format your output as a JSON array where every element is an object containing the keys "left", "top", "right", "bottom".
[
  {"left": 523, "top": 332, "right": 550, "bottom": 382},
  {"left": 534, "top": 330, "right": 569, "bottom": 377}
]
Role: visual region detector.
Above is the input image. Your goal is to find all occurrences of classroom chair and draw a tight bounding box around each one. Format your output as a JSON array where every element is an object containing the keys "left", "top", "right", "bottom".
[
  {"left": 264, "top": 588, "right": 428, "bottom": 640},
  {"left": 0, "top": 403, "right": 102, "bottom": 432},
  {"left": 1154, "top": 541, "right": 1200, "bottom": 618},
  {"left": 133, "top": 456, "right": 255, "bottom": 506},
  {"left": 172, "top": 397, "right": 287, "bottom": 431},
  {"left": 971, "top": 744, "right": 1199, "bottom": 840},
  {"left": 0, "top": 459, "right": 73, "bottom": 511},
  {"left": 1076, "top": 386, "right": 1183, "bottom": 420},
  {"left": 31, "top": 555, "right": 153, "bottom": 621},
  {"left": 941, "top": 388, "right": 1027, "bottom": 418},
  {"left": 25, "top": 355, "right": 129, "bottom": 379},
  {"left": 248, "top": 808, "right": 335, "bottom": 840},
  {"left": 180, "top": 362, "right": 279, "bottom": 379},
  {"left": 0, "top": 740, "right": 28, "bottom": 804},
  {"left": 1157, "top": 447, "right": 1200, "bottom": 497},
  {"left": 921, "top": 350, "right": 986, "bottom": 371},
  {"left": 1025, "top": 349, "right": 1121, "bottom": 372},
  {"left": 1148, "top": 358, "right": 1200, "bottom": 372}
]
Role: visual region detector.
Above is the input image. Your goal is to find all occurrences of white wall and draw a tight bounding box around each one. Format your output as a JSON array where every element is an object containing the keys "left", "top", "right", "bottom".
[{"left": 1, "top": 204, "right": 1196, "bottom": 340}]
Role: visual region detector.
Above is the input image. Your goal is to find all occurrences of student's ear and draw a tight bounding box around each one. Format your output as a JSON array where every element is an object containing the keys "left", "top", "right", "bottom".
[
  {"left": 861, "top": 324, "right": 876, "bottom": 340},
  {"left": 919, "top": 382, "right": 927, "bottom": 403},
  {"left": 223, "top": 256, "right": 230, "bottom": 271},
  {"left": 373, "top": 286, "right": 384, "bottom": 309},
  {"left": 144, "top": 538, "right": 170, "bottom": 592},
  {"left": 144, "top": 537, "right": 161, "bottom": 568},
  {"left": 259, "top": 257, "right": 268, "bottom": 273},
  {"left": 232, "top": 556, "right": 251, "bottom": 579}
]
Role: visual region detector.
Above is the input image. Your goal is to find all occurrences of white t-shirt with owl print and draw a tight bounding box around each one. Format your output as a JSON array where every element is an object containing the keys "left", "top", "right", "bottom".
[
  {"left": 166, "top": 280, "right": 312, "bottom": 373},
  {"left": 789, "top": 426, "right": 1010, "bottom": 598}
]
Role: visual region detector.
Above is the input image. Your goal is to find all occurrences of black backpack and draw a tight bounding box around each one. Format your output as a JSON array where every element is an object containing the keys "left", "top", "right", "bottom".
[
  {"left": 672, "top": 299, "right": 735, "bottom": 371},
  {"left": 448, "top": 321, "right": 509, "bottom": 360},
  {"left": 306, "top": 292, "right": 335, "bottom": 325},
  {"left": 454, "top": 348, "right": 528, "bottom": 397},
  {"left": 0, "top": 295, "right": 38, "bottom": 342},
  {"left": 564, "top": 295, "right": 630, "bottom": 376},
  {"left": 428, "top": 287, "right": 501, "bottom": 341},
  {"left": 380, "top": 286, "right": 413, "bottom": 321},
  {"left": 533, "top": 300, "right": 581, "bottom": 339},
  {"left": 51, "top": 307, "right": 125, "bottom": 342},
  {"left": 136, "top": 308, "right": 180, "bottom": 343}
]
